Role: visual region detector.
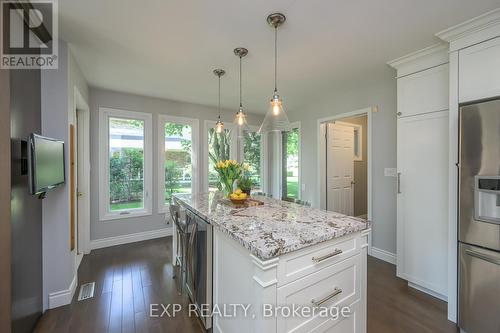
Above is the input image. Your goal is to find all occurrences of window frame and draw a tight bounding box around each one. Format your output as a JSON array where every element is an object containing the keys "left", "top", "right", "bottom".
[
  {"left": 281, "top": 121, "right": 302, "bottom": 200},
  {"left": 157, "top": 114, "right": 199, "bottom": 213},
  {"left": 98, "top": 107, "right": 153, "bottom": 221}
]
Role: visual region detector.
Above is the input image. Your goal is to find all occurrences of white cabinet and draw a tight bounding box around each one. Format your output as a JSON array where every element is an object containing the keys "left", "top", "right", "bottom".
[
  {"left": 397, "top": 111, "right": 449, "bottom": 298},
  {"left": 389, "top": 44, "right": 449, "bottom": 300},
  {"left": 459, "top": 36, "right": 500, "bottom": 103},
  {"left": 212, "top": 229, "right": 369, "bottom": 333},
  {"left": 397, "top": 64, "right": 449, "bottom": 117}
]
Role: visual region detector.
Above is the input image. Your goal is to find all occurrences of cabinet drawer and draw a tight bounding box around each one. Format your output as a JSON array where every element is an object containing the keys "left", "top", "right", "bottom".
[
  {"left": 459, "top": 36, "right": 500, "bottom": 103},
  {"left": 397, "top": 63, "right": 449, "bottom": 117},
  {"left": 277, "top": 235, "right": 359, "bottom": 286},
  {"left": 277, "top": 254, "right": 361, "bottom": 333}
]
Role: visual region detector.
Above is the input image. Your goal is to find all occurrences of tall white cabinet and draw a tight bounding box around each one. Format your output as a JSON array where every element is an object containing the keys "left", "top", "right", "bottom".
[{"left": 388, "top": 45, "right": 450, "bottom": 300}]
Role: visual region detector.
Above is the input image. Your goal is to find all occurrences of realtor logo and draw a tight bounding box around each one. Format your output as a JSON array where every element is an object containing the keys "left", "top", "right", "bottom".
[{"left": 1, "top": 0, "right": 58, "bottom": 69}]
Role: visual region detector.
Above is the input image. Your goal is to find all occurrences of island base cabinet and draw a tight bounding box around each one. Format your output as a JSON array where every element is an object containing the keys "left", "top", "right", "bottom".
[{"left": 212, "top": 229, "right": 369, "bottom": 333}]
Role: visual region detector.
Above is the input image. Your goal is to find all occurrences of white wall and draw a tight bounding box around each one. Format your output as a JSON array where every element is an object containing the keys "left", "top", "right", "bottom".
[
  {"left": 41, "top": 41, "right": 89, "bottom": 309},
  {"left": 88, "top": 88, "right": 263, "bottom": 241},
  {"left": 288, "top": 67, "right": 397, "bottom": 255}
]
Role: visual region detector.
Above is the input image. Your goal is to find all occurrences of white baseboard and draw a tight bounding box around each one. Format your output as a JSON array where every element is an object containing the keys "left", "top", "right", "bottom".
[
  {"left": 48, "top": 274, "right": 77, "bottom": 309},
  {"left": 408, "top": 282, "right": 447, "bottom": 302},
  {"left": 90, "top": 228, "right": 172, "bottom": 250},
  {"left": 369, "top": 246, "right": 397, "bottom": 265}
]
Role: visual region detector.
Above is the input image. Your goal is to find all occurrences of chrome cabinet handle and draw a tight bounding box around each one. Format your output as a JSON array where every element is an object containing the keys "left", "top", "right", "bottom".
[
  {"left": 397, "top": 172, "right": 402, "bottom": 194},
  {"left": 312, "top": 249, "right": 343, "bottom": 263},
  {"left": 311, "top": 288, "right": 343, "bottom": 307},
  {"left": 465, "top": 249, "right": 500, "bottom": 265}
]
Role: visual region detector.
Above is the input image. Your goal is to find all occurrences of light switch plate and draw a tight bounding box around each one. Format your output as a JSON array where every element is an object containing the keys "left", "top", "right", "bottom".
[{"left": 384, "top": 168, "right": 397, "bottom": 177}]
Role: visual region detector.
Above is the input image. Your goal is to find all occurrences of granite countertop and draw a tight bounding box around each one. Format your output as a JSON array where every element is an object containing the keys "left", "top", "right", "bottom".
[{"left": 173, "top": 192, "right": 370, "bottom": 260}]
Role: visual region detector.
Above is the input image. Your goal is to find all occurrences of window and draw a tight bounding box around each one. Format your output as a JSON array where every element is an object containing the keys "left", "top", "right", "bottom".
[
  {"left": 99, "top": 108, "right": 152, "bottom": 220},
  {"left": 282, "top": 125, "right": 300, "bottom": 200},
  {"left": 158, "top": 115, "right": 199, "bottom": 212},
  {"left": 353, "top": 125, "right": 363, "bottom": 161},
  {"left": 242, "top": 129, "right": 263, "bottom": 191},
  {"left": 206, "top": 124, "right": 236, "bottom": 191}
]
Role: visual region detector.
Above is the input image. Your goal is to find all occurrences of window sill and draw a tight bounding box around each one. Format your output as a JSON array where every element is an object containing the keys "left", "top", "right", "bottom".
[{"left": 99, "top": 210, "right": 152, "bottom": 222}]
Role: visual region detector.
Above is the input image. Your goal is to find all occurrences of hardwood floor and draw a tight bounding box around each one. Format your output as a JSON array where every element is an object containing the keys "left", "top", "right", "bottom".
[
  {"left": 35, "top": 238, "right": 458, "bottom": 333},
  {"left": 367, "top": 257, "right": 458, "bottom": 333}
]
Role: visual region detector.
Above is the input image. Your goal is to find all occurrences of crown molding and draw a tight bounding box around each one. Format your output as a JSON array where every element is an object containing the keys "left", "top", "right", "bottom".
[
  {"left": 387, "top": 43, "right": 449, "bottom": 77},
  {"left": 436, "top": 8, "right": 500, "bottom": 52}
]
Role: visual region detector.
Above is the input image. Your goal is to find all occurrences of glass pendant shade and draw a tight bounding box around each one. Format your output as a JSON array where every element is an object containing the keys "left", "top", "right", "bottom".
[
  {"left": 213, "top": 69, "right": 225, "bottom": 134},
  {"left": 215, "top": 119, "right": 224, "bottom": 133},
  {"left": 234, "top": 107, "right": 249, "bottom": 127},
  {"left": 258, "top": 93, "right": 291, "bottom": 133},
  {"left": 259, "top": 13, "right": 291, "bottom": 134}
]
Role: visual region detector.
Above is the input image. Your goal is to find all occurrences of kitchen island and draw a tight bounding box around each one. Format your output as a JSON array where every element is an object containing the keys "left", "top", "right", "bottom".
[{"left": 173, "top": 192, "right": 370, "bottom": 333}]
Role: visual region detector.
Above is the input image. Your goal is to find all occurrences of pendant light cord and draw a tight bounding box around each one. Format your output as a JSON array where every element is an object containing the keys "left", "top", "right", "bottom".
[
  {"left": 218, "top": 74, "right": 221, "bottom": 120},
  {"left": 239, "top": 55, "right": 243, "bottom": 108},
  {"left": 274, "top": 26, "right": 278, "bottom": 93}
]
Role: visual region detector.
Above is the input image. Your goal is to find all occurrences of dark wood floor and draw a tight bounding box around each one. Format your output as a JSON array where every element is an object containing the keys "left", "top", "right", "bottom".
[{"left": 35, "top": 238, "right": 458, "bottom": 333}]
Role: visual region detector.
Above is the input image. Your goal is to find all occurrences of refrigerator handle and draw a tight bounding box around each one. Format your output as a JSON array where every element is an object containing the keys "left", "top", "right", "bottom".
[
  {"left": 397, "top": 172, "right": 402, "bottom": 194},
  {"left": 465, "top": 249, "right": 500, "bottom": 265}
]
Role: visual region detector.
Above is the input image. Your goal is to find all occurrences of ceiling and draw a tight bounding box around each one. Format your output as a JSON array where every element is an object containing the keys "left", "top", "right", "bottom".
[{"left": 59, "top": 0, "right": 500, "bottom": 114}]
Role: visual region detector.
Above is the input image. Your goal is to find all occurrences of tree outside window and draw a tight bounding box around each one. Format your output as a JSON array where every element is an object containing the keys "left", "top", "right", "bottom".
[
  {"left": 164, "top": 123, "right": 192, "bottom": 204},
  {"left": 282, "top": 128, "right": 299, "bottom": 199}
]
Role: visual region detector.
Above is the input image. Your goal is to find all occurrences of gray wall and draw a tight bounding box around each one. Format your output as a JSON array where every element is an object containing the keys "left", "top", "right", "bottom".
[
  {"left": 288, "top": 67, "right": 397, "bottom": 255},
  {"left": 10, "top": 68, "right": 43, "bottom": 333},
  {"left": 0, "top": 68, "right": 11, "bottom": 333},
  {"left": 41, "top": 41, "right": 89, "bottom": 309},
  {"left": 342, "top": 115, "right": 368, "bottom": 217},
  {"left": 89, "top": 88, "right": 263, "bottom": 241}
]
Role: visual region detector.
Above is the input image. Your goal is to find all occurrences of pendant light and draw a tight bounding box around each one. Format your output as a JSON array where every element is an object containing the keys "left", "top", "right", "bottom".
[
  {"left": 213, "top": 69, "right": 225, "bottom": 133},
  {"left": 233, "top": 47, "right": 249, "bottom": 130},
  {"left": 258, "top": 13, "right": 291, "bottom": 134}
]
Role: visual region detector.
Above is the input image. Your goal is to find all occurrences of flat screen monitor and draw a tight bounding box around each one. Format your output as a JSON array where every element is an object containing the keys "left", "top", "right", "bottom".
[{"left": 29, "top": 134, "right": 65, "bottom": 195}]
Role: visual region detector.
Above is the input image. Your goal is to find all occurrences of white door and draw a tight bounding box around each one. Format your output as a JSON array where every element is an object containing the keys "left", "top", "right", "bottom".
[
  {"left": 397, "top": 110, "right": 449, "bottom": 298},
  {"left": 326, "top": 123, "right": 354, "bottom": 215}
]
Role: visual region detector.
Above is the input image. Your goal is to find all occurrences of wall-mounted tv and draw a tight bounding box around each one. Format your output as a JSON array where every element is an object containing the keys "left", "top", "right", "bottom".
[{"left": 28, "top": 134, "right": 65, "bottom": 196}]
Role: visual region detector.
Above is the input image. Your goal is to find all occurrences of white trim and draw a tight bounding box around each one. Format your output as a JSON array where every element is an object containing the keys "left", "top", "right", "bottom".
[
  {"left": 369, "top": 247, "right": 397, "bottom": 265},
  {"left": 90, "top": 228, "right": 173, "bottom": 250},
  {"left": 157, "top": 114, "right": 199, "bottom": 213},
  {"left": 387, "top": 43, "right": 449, "bottom": 77},
  {"left": 316, "top": 107, "right": 373, "bottom": 253},
  {"left": 98, "top": 107, "right": 153, "bottom": 221},
  {"left": 203, "top": 120, "right": 238, "bottom": 191},
  {"left": 446, "top": 51, "right": 459, "bottom": 323},
  {"left": 408, "top": 282, "right": 448, "bottom": 302},
  {"left": 74, "top": 87, "right": 91, "bottom": 256},
  {"left": 48, "top": 274, "right": 77, "bottom": 309},
  {"left": 436, "top": 8, "right": 500, "bottom": 52}
]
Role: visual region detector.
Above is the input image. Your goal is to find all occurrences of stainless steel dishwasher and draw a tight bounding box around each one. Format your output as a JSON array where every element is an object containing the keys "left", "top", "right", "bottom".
[{"left": 185, "top": 209, "right": 213, "bottom": 330}]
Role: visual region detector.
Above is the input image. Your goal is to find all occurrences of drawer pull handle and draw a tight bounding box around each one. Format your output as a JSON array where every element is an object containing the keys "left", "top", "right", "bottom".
[
  {"left": 311, "top": 288, "right": 343, "bottom": 307},
  {"left": 312, "top": 249, "right": 343, "bottom": 263}
]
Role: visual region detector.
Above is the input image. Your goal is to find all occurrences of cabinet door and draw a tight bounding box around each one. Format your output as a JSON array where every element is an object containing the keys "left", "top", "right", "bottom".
[
  {"left": 397, "top": 64, "right": 449, "bottom": 118},
  {"left": 397, "top": 111, "right": 449, "bottom": 298},
  {"left": 459, "top": 36, "right": 500, "bottom": 103}
]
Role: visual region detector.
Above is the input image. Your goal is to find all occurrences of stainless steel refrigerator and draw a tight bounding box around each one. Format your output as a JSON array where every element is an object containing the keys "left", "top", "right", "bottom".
[{"left": 458, "top": 98, "right": 500, "bottom": 333}]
